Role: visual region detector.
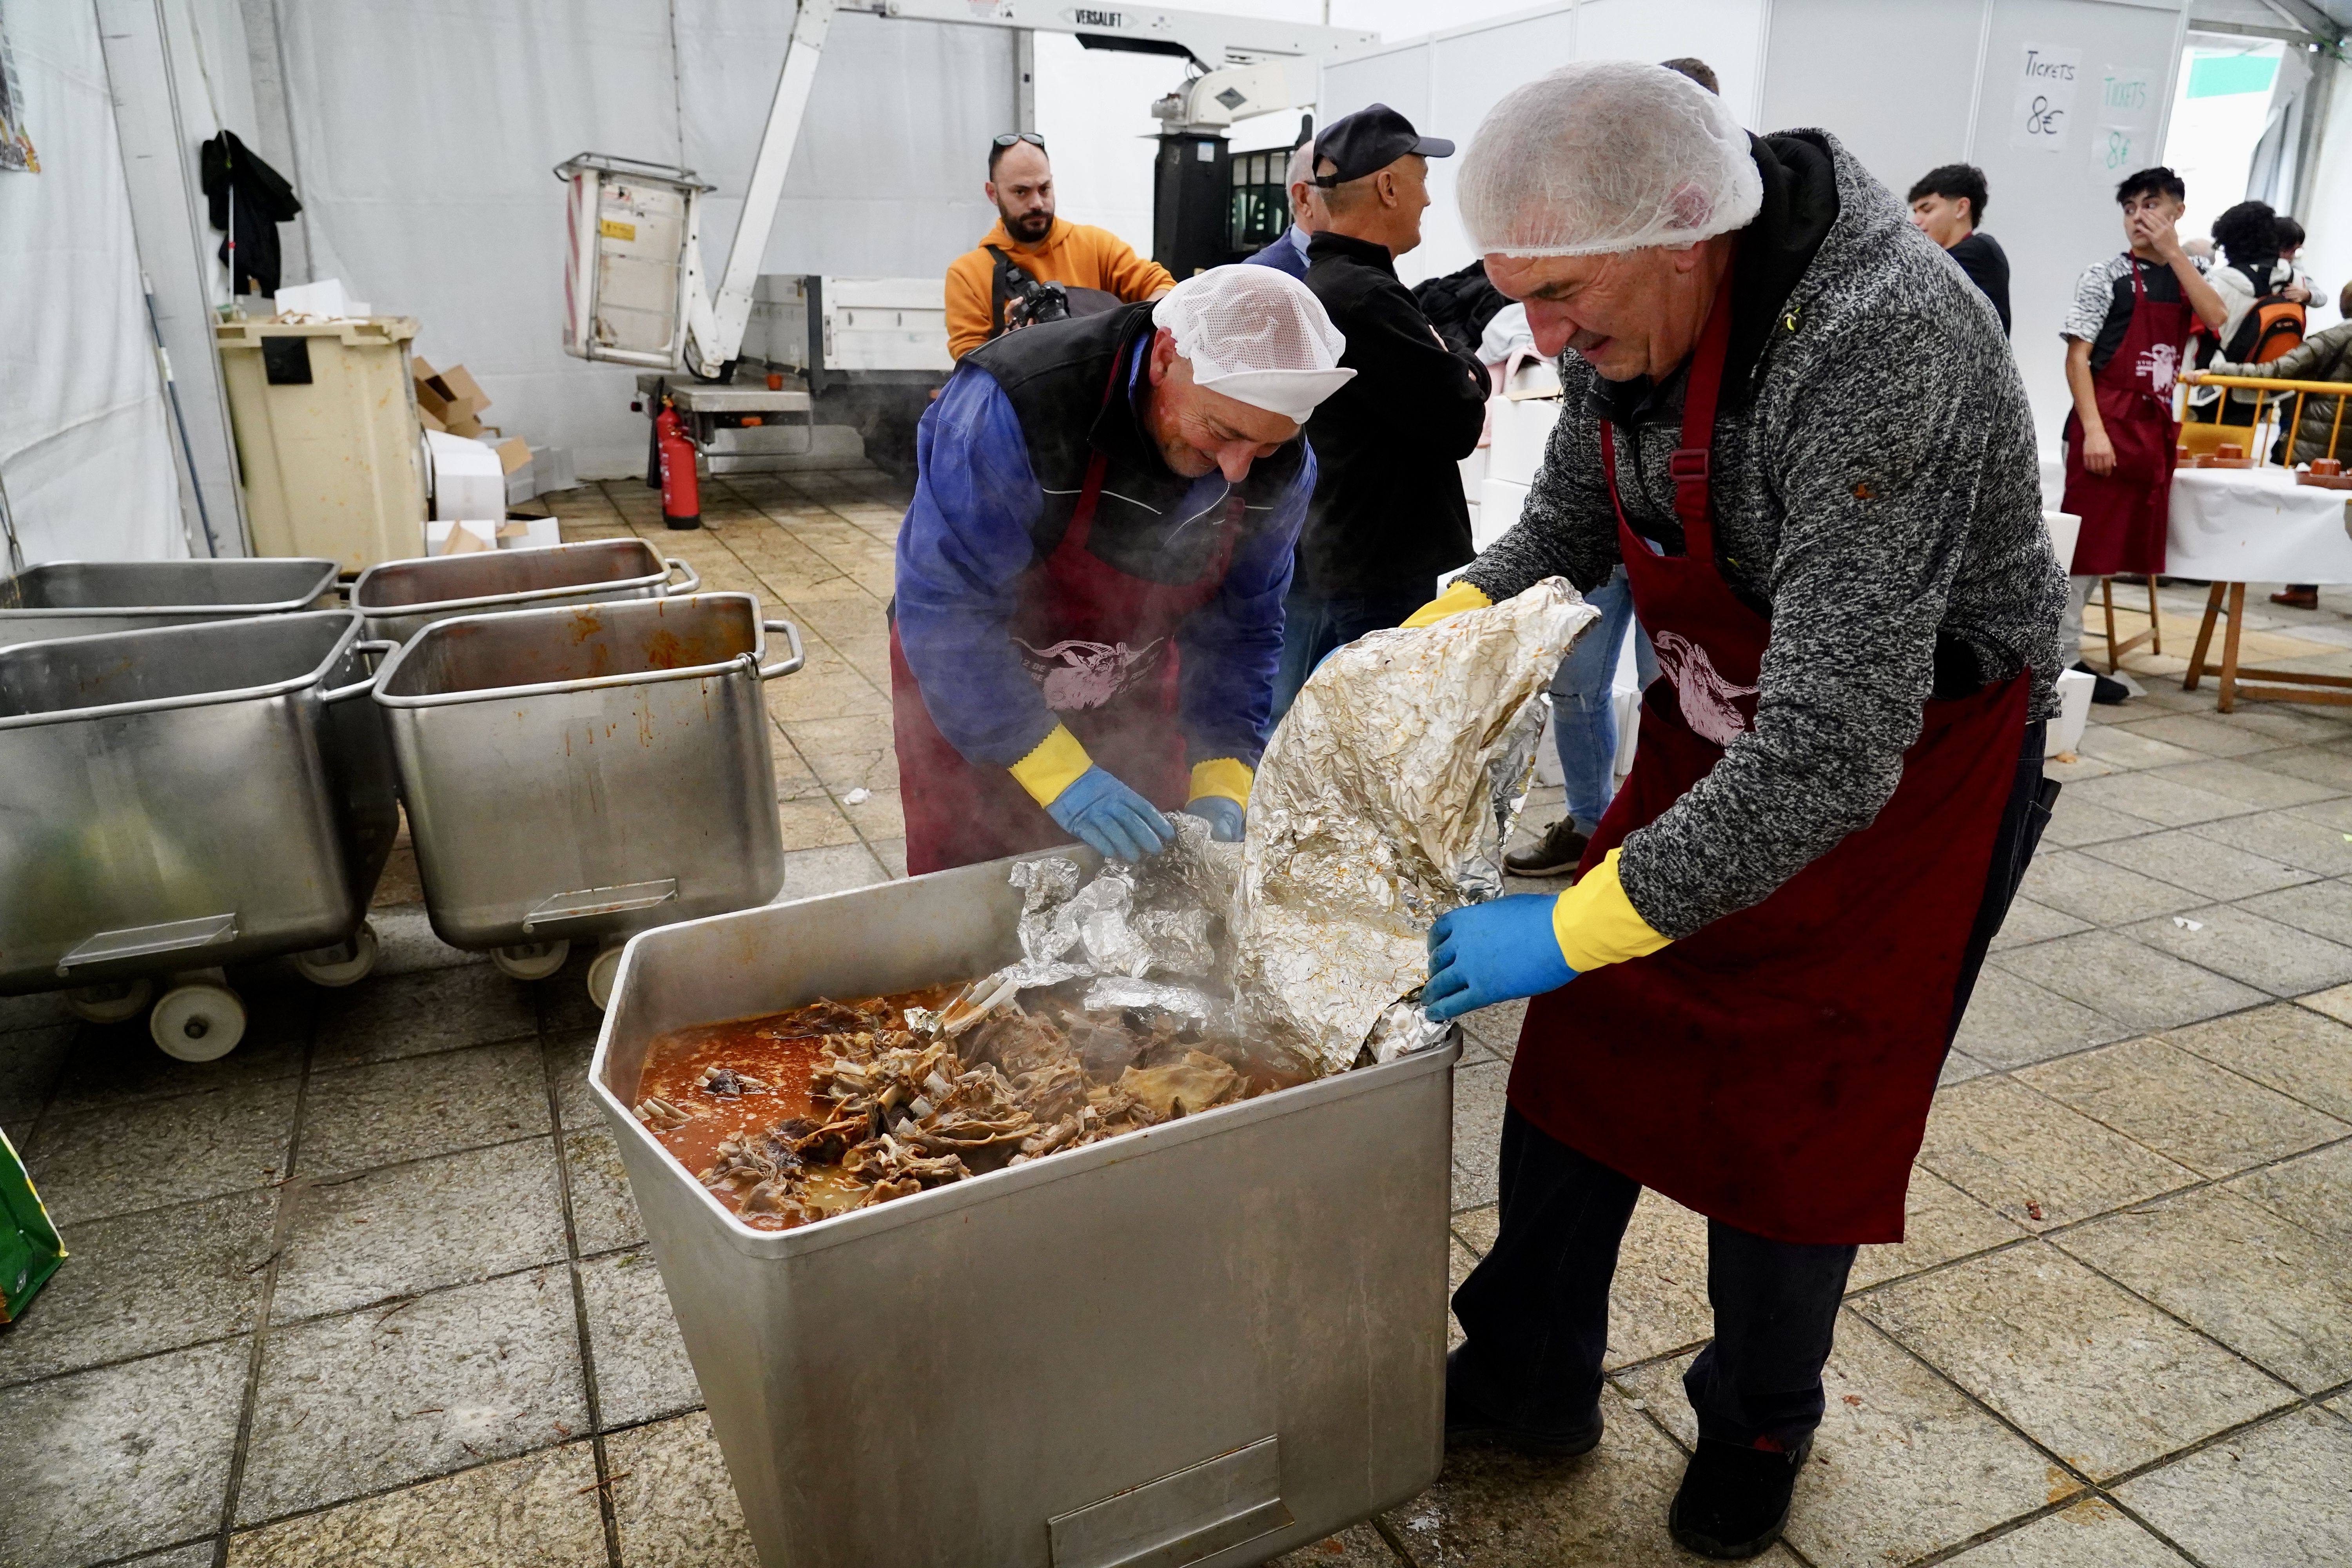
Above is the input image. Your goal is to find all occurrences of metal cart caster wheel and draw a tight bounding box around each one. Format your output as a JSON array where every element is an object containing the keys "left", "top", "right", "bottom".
[
  {"left": 295, "top": 921, "right": 381, "bottom": 988},
  {"left": 491, "top": 940, "right": 572, "bottom": 983},
  {"left": 586, "top": 944, "right": 626, "bottom": 1012},
  {"left": 149, "top": 984, "right": 246, "bottom": 1062},
  {"left": 66, "top": 977, "right": 153, "bottom": 1025}
]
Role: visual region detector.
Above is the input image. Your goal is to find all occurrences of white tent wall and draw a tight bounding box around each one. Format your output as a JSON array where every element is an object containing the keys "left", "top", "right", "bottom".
[
  {"left": 0, "top": 1, "right": 185, "bottom": 566},
  {"left": 96, "top": 0, "right": 260, "bottom": 556},
  {"left": 256, "top": 2, "right": 1013, "bottom": 482},
  {"left": 1322, "top": 0, "right": 2193, "bottom": 450}
]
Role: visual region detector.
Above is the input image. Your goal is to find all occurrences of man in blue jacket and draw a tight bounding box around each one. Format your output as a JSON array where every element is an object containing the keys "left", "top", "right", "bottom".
[{"left": 891, "top": 267, "right": 1354, "bottom": 873}]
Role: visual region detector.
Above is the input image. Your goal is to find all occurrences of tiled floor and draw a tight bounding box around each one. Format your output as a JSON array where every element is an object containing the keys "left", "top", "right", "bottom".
[{"left": 4, "top": 482, "right": 2351, "bottom": 1566}]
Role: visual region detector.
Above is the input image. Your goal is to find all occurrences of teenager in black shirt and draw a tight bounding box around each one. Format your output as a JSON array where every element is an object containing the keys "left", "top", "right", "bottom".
[{"left": 1908, "top": 163, "right": 2010, "bottom": 336}]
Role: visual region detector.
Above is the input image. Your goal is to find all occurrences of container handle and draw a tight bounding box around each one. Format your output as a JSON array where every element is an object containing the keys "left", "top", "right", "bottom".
[
  {"left": 320, "top": 639, "right": 400, "bottom": 704},
  {"left": 663, "top": 557, "right": 702, "bottom": 595},
  {"left": 758, "top": 619, "right": 806, "bottom": 680}
]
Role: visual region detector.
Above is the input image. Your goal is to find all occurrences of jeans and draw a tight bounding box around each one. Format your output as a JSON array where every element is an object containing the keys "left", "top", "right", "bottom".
[
  {"left": 1549, "top": 565, "right": 1657, "bottom": 831},
  {"left": 1270, "top": 589, "right": 1427, "bottom": 724},
  {"left": 1450, "top": 1113, "right": 1857, "bottom": 1452}
]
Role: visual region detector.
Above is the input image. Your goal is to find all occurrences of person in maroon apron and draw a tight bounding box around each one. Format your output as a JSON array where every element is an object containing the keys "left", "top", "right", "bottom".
[
  {"left": 1413, "top": 63, "right": 2069, "bottom": 1559},
  {"left": 890, "top": 268, "right": 1355, "bottom": 874},
  {"left": 2057, "top": 167, "right": 2227, "bottom": 702}
]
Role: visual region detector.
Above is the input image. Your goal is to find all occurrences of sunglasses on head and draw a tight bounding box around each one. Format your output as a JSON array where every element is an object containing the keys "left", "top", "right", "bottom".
[{"left": 993, "top": 132, "right": 1046, "bottom": 150}]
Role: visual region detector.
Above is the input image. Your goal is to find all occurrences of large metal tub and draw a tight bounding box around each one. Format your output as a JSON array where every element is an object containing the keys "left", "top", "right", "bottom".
[
  {"left": 0, "top": 558, "right": 339, "bottom": 646},
  {"left": 351, "top": 539, "right": 700, "bottom": 645},
  {"left": 592, "top": 853, "right": 1454, "bottom": 1568},
  {"left": 372, "top": 593, "right": 800, "bottom": 952},
  {"left": 0, "top": 610, "right": 396, "bottom": 995}
]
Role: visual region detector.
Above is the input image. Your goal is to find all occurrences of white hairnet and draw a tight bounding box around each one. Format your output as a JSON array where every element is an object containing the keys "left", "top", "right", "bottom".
[
  {"left": 1153, "top": 266, "right": 1355, "bottom": 423},
  {"left": 1458, "top": 61, "right": 1762, "bottom": 258}
]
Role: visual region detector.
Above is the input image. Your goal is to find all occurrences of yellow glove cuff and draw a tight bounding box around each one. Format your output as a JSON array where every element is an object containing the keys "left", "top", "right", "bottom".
[
  {"left": 1401, "top": 578, "right": 1494, "bottom": 630},
  {"left": 1550, "top": 847, "right": 1674, "bottom": 973},
  {"left": 1188, "top": 757, "right": 1254, "bottom": 808},
  {"left": 1008, "top": 723, "right": 1094, "bottom": 807}
]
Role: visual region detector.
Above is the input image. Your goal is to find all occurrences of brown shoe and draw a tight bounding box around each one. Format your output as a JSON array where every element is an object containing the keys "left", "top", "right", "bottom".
[
  {"left": 1505, "top": 817, "right": 1590, "bottom": 878},
  {"left": 2272, "top": 586, "right": 2319, "bottom": 610}
]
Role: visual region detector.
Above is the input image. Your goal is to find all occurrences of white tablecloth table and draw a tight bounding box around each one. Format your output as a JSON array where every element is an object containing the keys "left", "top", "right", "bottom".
[
  {"left": 2167, "top": 467, "right": 2352, "bottom": 584},
  {"left": 2163, "top": 467, "right": 2352, "bottom": 710}
]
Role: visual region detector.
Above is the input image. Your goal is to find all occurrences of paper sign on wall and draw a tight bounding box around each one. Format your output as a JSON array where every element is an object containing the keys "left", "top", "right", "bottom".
[
  {"left": 2011, "top": 42, "right": 2083, "bottom": 153},
  {"left": 2090, "top": 64, "right": 2162, "bottom": 176}
]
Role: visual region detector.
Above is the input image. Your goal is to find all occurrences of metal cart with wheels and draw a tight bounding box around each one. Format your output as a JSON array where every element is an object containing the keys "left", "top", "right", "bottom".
[
  {"left": 350, "top": 538, "right": 700, "bottom": 645},
  {"left": 370, "top": 592, "right": 802, "bottom": 1007},
  {"left": 0, "top": 557, "right": 340, "bottom": 648},
  {"left": 0, "top": 611, "right": 399, "bottom": 1058}
]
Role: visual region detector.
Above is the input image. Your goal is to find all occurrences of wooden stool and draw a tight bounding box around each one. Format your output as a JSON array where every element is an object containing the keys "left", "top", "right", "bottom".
[
  {"left": 2098, "top": 575, "right": 2162, "bottom": 672},
  {"left": 2184, "top": 582, "right": 2352, "bottom": 711}
]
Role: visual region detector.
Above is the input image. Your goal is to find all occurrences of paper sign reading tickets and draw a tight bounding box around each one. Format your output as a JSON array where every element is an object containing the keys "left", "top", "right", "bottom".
[
  {"left": 600, "top": 218, "right": 638, "bottom": 242},
  {"left": 2011, "top": 41, "right": 2082, "bottom": 153},
  {"left": 2091, "top": 63, "right": 2162, "bottom": 174}
]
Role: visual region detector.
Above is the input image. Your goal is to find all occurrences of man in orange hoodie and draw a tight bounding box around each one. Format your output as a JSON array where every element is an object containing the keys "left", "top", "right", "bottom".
[{"left": 945, "top": 134, "right": 1174, "bottom": 361}]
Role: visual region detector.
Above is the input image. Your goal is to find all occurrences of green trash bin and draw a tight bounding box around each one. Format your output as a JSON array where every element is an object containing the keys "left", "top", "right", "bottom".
[{"left": 0, "top": 1127, "right": 63, "bottom": 1322}]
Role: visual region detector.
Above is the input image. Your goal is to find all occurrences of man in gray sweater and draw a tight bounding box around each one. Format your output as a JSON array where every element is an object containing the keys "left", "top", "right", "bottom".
[{"left": 1414, "top": 63, "right": 2065, "bottom": 1560}]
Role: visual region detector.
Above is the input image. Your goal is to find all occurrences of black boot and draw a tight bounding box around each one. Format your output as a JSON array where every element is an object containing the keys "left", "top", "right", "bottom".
[
  {"left": 1667, "top": 1437, "right": 1811, "bottom": 1559},
  {"left": 1442, "top": 1347, "right": 1602, "bottom": 1457},
  {"left": 1504, "top": 817, "right": 1590, "bottom": 878},
  {"left": 2068, "top": 661, "right": 2131, "bottom": 706}
]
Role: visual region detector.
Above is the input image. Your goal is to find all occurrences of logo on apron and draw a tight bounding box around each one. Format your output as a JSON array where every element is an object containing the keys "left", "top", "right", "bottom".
[
  {"left": 2136, "top": 340, "right": 2179, "bottom": 396},
  {"left": 1013, "top": 636, "right": 1167, "bottom": 710},
  {"left": 1653, "top": 629, "right": 1759, "bottom": 745}
]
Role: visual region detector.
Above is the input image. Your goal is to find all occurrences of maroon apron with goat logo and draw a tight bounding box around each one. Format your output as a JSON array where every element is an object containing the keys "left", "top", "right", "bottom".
[
  {"left": 1506, "top": 271, "right": 2027, "bottom": 1245},
  {"left": 2061, "top": 257, "right": 2190, "bottom": 577},
  {"left": 892, "top": 358, "right": 1238, "bottom": 876}
]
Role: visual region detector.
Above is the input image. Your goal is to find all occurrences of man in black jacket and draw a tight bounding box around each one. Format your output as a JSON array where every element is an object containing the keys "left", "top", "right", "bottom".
[{"left": 1270, "top": 104, "right": 1490, "bottom": 719}]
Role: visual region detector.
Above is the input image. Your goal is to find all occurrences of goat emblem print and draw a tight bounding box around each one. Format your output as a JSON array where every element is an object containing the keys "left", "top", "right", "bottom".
[
  {"left": 1014, "top": 637, "right": 1165, "bottom": 710},
  {"left": 1652, "top": 629, "right": 1759, "bottom": 744}
]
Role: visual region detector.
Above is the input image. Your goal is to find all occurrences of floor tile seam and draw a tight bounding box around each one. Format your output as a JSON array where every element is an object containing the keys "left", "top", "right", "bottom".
[
  {"left": 258, "top": 1244, "right": 580, "bottom": 1333},
  {"left": 305, "top": 1024, "right": 546, "bottom": 1077},
  {"left": 2025, "top": 1218, "right": 2323, "bottom": 1402},
  {"left": 0, "top": 1323, "right": 257, "bottom": 1395},
  {"left": 1898, "top": 1491, "right": 2198, "bottom": 1568},
  {"left": 732, "top": 512, "right": 890, "bottom": 603},
  {"left": 1991, "top": 929, "right": 2307, "bottom": 1027},
  {"left": 215, "top": 1432, "right": 606, "bottom": 1542},
  {"left": 1951, "top": 1064, "right": 2208, "bottom": 1186},
  {"left": 535, "top": 1025, "right": 627, "bottom": 1568},
  {"left": 214, "top": 1014, "right": 322, "bottom": 1561},
  {"left": 2003, "top": 1052, "right": 2352, "bottom": 1176},
  {"left": 288, "top": 1125, "right": 560, "bottom": 1189},
  {"left": 1363, "top": 1510, "right": 1420, "bottom": 1568},
  {"left": 2073, "top": 833, "right": 2320, "bottom": 893},
  {"left": 80, "top": 1532, "right": 223, "bottom": 1568}
]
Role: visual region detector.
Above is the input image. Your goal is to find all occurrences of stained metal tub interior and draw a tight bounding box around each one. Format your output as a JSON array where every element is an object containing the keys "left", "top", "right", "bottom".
[
  {"left": 0, "top": 610, "right": 361, "bottom": 723},
  {"left": 374, "top": 593, "right": 764, "bottom": 701}
]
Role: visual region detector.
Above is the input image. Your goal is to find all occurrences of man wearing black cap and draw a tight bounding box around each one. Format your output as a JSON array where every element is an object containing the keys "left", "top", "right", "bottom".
[{"left": 1270, "top": 103, "right": 1492, "bottom": 718}]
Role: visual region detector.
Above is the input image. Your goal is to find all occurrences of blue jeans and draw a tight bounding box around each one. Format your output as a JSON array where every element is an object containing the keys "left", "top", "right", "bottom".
[
  {"left": 1270, "top": 589, "right": 1427, "bottom": 724},
  {"left": 1550, "top": 565, "right": 1656, "bottom": 831}
]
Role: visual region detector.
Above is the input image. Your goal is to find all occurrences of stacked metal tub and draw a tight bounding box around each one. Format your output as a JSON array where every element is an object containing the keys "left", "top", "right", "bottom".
[
  {"left": 0, "top": 609, "right": 397, "bottom": 1058},
  {"left": 368, "top": 584, "right": 803, "bottom": 1004}
]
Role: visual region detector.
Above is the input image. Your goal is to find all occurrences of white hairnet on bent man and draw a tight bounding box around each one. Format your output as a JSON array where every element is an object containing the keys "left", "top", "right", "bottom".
[
  {"left": 1458, "top": 61, "right": 1762, "bottom": 258},
  {"left": 1153, "top": 266, "right": 1355, "bottom": 423}
]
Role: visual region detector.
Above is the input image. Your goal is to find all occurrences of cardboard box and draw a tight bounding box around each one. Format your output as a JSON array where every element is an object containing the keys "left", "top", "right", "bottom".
[{"left": 494, "top": 436, "right": 533, "bottom": 474}]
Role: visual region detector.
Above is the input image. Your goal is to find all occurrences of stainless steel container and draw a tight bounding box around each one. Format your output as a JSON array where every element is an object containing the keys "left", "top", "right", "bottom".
[
  {"left": 372, "top": 593, "right": 800, "bottom": 953},
  {"left": 0, "top": 558, "right": 339, "bottom": 647},
  {"left": 350, "top": 539, "right": 700, "bottom": 646},
  {"left": 591, "top": 853, "right": 1454, "bottom": 1568},
  {"left": 0, "top": 610, "right": 397, "bottom": 995}
]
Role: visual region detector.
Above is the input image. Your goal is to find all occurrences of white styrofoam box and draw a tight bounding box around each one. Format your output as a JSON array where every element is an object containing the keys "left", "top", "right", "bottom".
[
  {"left": 2044, "top": 510, "right": 2081, "bottom": 577},
  {"left": 425, "top": 430, "right": 506, "bottom": 521},
  {"left": 506, "top": 466, "right": 539, "bottom": 506},
  {"left": 535, "top": 446, "right": 578, "bottom": 494},
  {"left": 1487, "top": 394, "right": 1561, "bottom": 487},
  {"left": 2048, "top": 668, "right": 2096, "bottom": 757},
  {"left": 273, "top": 278, "right": 369, "bottom": 319},
  {"left": 1477, "top": 477, "right": 1528, "bottom": 552},
  {"left": 2039, "top": 451, "right": 2066, "bottom": 513},
  {"left": 1459, "top": 444, "right": 1488, "bottom": 503},
  {"left": 1535, "top": 704, "right": 1562, "bottom": 786}
]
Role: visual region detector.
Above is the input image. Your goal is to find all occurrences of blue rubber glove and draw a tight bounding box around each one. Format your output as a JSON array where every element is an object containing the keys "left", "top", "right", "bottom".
[
  {"left": 1046, "top": 766, "right": 1176, "bottom": 862},
  {"left": 1183, "top": 795, "right": 1245, "bottom": 842},
  {"left": 1425, "top": 895, "right": 1577, "bottom": 1022}
]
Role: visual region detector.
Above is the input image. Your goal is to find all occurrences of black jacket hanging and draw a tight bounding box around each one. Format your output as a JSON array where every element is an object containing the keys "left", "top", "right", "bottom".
[{"left": 199, "top": 131, "right": 301, "bottom": 296}]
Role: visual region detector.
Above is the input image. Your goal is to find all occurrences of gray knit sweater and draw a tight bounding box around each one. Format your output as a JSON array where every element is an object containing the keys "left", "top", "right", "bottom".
[{"left": 1463, "top": 130, "right": 2065, "bottom": 940}]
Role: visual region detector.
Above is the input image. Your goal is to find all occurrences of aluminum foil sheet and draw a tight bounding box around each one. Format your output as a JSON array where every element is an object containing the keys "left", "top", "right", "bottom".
[
  {"left": 958, "top": 581, "right": 1591, "bottom": 1077},
  {"left": 1220, "top": 579, "right": 1594, "bottom": 1074}
]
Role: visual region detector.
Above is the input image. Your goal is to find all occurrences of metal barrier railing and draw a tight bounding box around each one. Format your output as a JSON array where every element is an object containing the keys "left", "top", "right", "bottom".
[{"left": 2177, "top": 372, "right": 2352, "bottom": 466}]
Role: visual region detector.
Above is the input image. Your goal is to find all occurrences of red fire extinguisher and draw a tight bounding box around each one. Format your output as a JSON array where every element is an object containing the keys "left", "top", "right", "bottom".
[{"left": 655, "top": 399, "right": 701, "bottom": 530}]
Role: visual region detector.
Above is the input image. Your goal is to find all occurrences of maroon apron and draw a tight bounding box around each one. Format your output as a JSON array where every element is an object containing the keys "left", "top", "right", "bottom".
[
  {"left": 2060, "top": 258, "right": 2190, "bottom": 577},
  {"left": 1507, "top": 272, "right": 2029, "bottom": 1246},
  {"left": 891, "top": 359, "right": 1239, "bottom": 876}
]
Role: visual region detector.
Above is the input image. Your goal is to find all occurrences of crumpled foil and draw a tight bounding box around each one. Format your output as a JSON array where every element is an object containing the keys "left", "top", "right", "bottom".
[
  {"left": 960, "top": 581, "right": 1591, "bottom": 1078},
  {"left": 1212, "top": 579, "right": 1593, "bottom": 1074}
]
